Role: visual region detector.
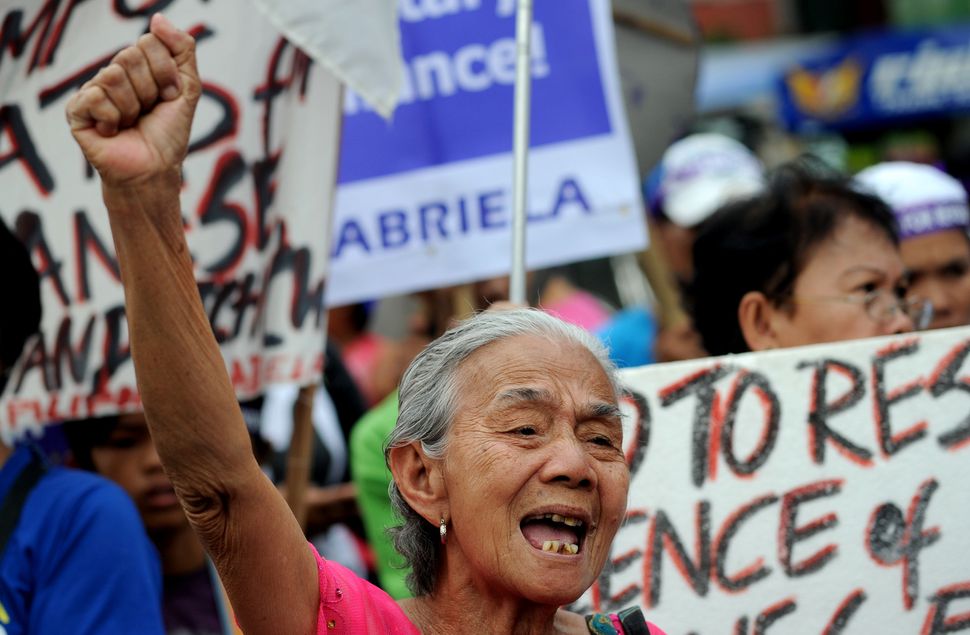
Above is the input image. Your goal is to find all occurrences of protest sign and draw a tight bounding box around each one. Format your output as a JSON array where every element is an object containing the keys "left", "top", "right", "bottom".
[
  {"left": 326, "top": 0, "right": 646, "bottom": 307},
  {"left": 0, "top": 1, "right": 341, "bottom": 438},
  {"left": 575, "top": 326, "right": 970, "bottom": 634}
]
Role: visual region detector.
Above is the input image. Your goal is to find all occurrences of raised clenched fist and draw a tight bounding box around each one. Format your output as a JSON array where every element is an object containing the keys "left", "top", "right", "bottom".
[{"left": 66, "top": 14, "right": 201, "bottom": 187}]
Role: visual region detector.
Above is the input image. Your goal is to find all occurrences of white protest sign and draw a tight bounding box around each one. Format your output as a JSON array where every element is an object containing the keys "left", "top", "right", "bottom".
[
  {"left": 0, "top": 1, "right": 340, "bottom": 437},
  {"left": 574, "top": 326, "right": 970, "bottom": 634},
  {"left": 326, "top": 0, "right": 646, "bottom": 307}
]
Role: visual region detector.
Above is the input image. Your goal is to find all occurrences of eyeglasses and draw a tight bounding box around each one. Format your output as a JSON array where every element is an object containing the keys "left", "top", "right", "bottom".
[{"left": 791, "top": 289, "right": 934, "bottom": 330}]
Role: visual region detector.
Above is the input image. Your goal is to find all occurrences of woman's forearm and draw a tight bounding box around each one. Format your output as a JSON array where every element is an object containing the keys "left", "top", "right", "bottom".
[
  {"left": 103, "top": 164, "right": 320, "bottom": 635},
  {"left": 103, "top": 173, "right": 258, "bottom": 497}
]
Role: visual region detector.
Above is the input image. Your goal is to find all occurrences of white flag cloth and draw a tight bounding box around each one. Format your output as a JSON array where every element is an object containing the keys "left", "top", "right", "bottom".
[{"left": 250, "top": 0, "right": 403, "bottom": 118}]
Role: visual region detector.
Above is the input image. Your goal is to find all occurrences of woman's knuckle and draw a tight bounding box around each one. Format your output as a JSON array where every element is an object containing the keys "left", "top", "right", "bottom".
[
  {"left": 112, "top": 47, "right": 135, "bottom": 66},
  {"left": 137, "top": 33, "right": 155, "bottom": 49},
  {"left": 102, "top": 64, "right": 127, "bottom": 87}
]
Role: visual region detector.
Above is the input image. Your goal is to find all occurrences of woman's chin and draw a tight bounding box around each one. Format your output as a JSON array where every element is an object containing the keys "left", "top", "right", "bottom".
[
  {"left": 510, "top": 545, "right": 594, "bottom": 604},
  {"left": 519, "top": 582, "right": 587, "bottom": 607}
]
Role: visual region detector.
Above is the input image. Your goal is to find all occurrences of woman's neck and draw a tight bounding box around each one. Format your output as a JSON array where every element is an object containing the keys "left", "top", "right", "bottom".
[
  {"left": 399, "top": 569, "right": 587, "bottom": 635},
  {"left": 150, "top": 522, "right": 207, "bottom": 576}
]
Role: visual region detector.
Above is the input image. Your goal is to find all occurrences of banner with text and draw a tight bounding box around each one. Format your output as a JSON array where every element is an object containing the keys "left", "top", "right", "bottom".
[
  {"left": 779, "top": 24, "right": 970, "bottom": 131},
  {"left": 0, "top": 1, "right": 340, "bottom": 437},
  {"left": 576, "top": 326, "right": 970, "bottom": 634},
  {"left": 326, "top": 0, "right": 646, "bottom": 307}
]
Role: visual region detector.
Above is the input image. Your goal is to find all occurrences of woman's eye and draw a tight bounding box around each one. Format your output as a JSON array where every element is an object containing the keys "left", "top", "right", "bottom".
[
  {"left": 590, "top": 436, "right": 614, "bottom": 447},
  {"left": 516, "top": 426, "right": 537, "bottom": 436},
  {"left": 857, "top": 281, "right": 879, "bottom": 294},
  {"left": 943, "top": 261, "right": 969, "bottom": 279}
]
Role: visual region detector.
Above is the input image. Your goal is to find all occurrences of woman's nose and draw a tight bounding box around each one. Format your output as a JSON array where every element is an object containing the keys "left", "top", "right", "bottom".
[
  {"left": 539, "top": 431, "right": 597, "bottom": 490},
  {"left": 887, "top": 307, "right": 915, "bottom": 334},
  {"left": 142, "top": 442, "right": 164, "bottom": 471}
]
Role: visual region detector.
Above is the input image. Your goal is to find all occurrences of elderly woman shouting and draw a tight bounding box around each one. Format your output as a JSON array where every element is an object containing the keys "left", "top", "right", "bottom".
[{"left": 66, "top": 15, "right": 664, "bottom": 635}]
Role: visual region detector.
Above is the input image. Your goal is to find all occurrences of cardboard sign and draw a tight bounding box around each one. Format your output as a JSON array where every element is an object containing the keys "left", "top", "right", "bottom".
[
  {"left": 325, "top": 0, "right": 646, "bottom": 307},
  {"left": 0, "top": 1, "right": 340, "bottom": 438},
  {"left": 574, "top": 327, "right": 970, "bottom": 634}
]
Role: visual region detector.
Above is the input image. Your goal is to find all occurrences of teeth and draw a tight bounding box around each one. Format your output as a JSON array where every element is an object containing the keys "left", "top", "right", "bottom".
[
  {"left": 541, "top": 513, "right": 584, "bottom": 527},
  {"left": 541, "top": 541, "right": 579, "bottom": 554}
]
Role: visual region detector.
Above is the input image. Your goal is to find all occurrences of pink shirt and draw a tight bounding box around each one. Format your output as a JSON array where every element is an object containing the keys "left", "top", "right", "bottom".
[
  {"left": 542, "top": 290, "right": 612, "bottom": 332},
  {"left": 311, "top": 546, "right": 666, "bottom": 634},
  {"left": 313, "top": 546, "right": 419, "bottom": 634}
]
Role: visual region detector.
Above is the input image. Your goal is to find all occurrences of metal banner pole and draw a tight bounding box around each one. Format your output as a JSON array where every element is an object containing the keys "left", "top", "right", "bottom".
[{"left": 509, "top": 0, "right": 534, "bottom": 305}]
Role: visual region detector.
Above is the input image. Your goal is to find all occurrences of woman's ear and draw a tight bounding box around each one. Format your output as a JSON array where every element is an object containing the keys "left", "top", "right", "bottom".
[
  {"left": 388, "top": 442, "right": 447, "bottom": 525},
  {"left": 738, "top": 291, "right": 782, "bottom": 351}
]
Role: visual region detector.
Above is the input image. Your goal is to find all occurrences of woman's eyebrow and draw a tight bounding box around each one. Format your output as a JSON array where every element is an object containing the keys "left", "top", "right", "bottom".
[
  {"left": 495, "top": 388, "right": 621, "bottom": 421},
  {"left": 583, "top": 402, "right": 622, "bottom": 421},
  {"left": 496, "top": 387, "right": 555, "bottom": 406},
  {"left": 838, "top": 265, "right": 887, "bottom": 280}
]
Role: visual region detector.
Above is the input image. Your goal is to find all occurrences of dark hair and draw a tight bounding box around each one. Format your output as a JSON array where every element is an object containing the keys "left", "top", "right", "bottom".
[
  {"left": 689, "top": 157, "right": 899, "bottom": 356},
  {"left": 62, "top": 415, "right": 121, "bottom": 471},
  {"left": 0, "top": 218, "right": 42, "bottom": 380}
]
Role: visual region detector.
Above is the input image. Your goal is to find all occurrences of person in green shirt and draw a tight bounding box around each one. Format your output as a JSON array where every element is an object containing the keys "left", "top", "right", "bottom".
[{"left": 350, "top": 390, "right": 410, "bottom": 599}]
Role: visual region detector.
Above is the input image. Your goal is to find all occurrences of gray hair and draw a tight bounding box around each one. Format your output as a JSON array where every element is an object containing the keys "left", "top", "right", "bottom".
[{"left": 384, "top": 308, "right": 620, "bottom": 596}]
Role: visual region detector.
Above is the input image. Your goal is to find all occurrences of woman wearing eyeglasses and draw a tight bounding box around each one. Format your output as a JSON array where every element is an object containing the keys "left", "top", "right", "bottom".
[{"left": 687, "top": 158, "right": 930, "bottom": 356}]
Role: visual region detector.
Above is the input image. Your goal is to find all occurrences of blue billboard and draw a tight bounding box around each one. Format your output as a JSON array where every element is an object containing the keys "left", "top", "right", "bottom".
[{"left": 778, "top": 25, "right": 970, "bottom": 130}]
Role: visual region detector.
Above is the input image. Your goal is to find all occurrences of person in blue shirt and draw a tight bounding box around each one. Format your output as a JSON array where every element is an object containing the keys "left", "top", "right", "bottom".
[
  {"left": 64, "top": 412, "right": 239, "bottom": 635},
  {"left": 0, "top": 218, "right": 165, "bottom": 635}
]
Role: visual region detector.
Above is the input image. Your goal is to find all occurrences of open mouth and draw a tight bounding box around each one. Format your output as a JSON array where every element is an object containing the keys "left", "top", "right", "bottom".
[{"left": 520, "top": 513, "right": 587, "bottom": 555}]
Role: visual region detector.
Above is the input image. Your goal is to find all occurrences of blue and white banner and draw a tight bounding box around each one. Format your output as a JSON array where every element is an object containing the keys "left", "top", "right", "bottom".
[
  {"left": 779, "top": 25, "right": 970, "bottom": 131},
  {"left": 325, "top": 0, "right": 646, "bottom": 307}
]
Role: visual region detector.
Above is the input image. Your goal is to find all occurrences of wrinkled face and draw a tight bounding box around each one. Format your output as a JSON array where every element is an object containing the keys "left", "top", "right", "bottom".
[
  {"left": 440, "top": 334, "right": 629, "bottom": 605},
  {"left": 90, "top": 413, "right": 184, "bottom": 533},
  {"left": 901, "top": 230, "right": 970, "bottom": 330},
  {"left": 773, "top": 216, "right": 914, "bottom": 347}
]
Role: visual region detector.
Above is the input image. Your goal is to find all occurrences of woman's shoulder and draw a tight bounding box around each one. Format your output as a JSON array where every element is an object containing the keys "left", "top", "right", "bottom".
[{"left": 311, "top": 544, "right": 420, "bottom": 634}]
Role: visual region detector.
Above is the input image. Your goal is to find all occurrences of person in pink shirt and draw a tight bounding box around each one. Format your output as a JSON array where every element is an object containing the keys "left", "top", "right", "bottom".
[{"left": 65, "top": 15, "right": 666, "bottom": 635}]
